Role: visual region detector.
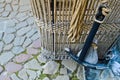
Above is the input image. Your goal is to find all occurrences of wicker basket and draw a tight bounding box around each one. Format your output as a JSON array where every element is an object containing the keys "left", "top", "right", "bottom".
[{"left": 30, "top": 0, "right": 120, "bottom": 60}]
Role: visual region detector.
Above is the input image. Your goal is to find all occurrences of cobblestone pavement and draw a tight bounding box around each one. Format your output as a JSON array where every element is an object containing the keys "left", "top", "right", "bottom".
[{"left": 0, "top": 0, "right": 120, "bottom": 80}]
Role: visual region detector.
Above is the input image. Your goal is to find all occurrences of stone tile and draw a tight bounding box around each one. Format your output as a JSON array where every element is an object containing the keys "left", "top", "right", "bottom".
[
  {"left": 0, "top": 32, "right": 3, "bottom": 40},
  {"left": 0, "top": 66, "right": 3, "bottom": 73},
  {"left": 0, "top": 41, "right": 4, "bottom": 53},
  {"left": 20, "top": 0, "right": 30, "bottom": 5},
  {"left": 27, "top": 47, "right": 39, "bottom": 55},
  {"left": 17, "top": 26, "right": 31, "bottom": 36},
  {"left": 18, "top": 15, "right": 29, "bottom": 22},
  {"left": 2, "top": 11, "right": 10, "bottom": 17},
  {"left": 5, "top": 4, "right": 12, "bottom": 11},
  {"left": 26, "top": 70, "right": 37, "bottom": 80},
  {"left": 76, "top": 66, "right": 85, "bottom": 80},
  {"left": 24, "top": 59, "right": 42, "bottom": 70},
  {"left": 13, "top": 36, "right": 26, "bottom": 46},
  {"left": 42, "top": 61, "right": 59, "bottom": 74},
  {"left": 23, "top": 38, "right": 32, "bottom": 48},
  {"left": 6, "top": 0, "right": 12, "bottom": 3},
  {"left": 60, "top": 68, "right": 67, "bottom": 75},
  {"left": 19, "top": 5, "right": 31, "bottom": 12},
  {"left": 31, "top": 33, "right": 39, "bottom": 41},
  {"left": 18, "top": 69, "right": 28, "bottom": 80},
  {"left": 3, "top": 34, "right": 15, "bottom": 44},
  {"left": 37, "top": 54, "right": 47, "bottom": 63},
  {"left": 15, "top": 21, "right": 28, "bottom": 30},
  {"left": 12, "top": 5, "right": 19, "bottom": 11},
  {"left": 0, "top": 3, "right": 5, "bottom": 8},
  {"left": 7, "top": 19, "right": 16, "bottom": 27},
  {"left": 5, "top": 62, "right": 23, "bottom": 73},
  {"left": 26, "top": 17, "right": 34, "bottom": 25},
  {"left": 31, "top": 39, "right": 41, "bottom": 48},
  {"left": 54, "top": 75, "right": 69, "bottom": 80},
  {"left": 12, "top": 0, "right": 19, "bottom": 5},
  {"left": 62, "top": 60, "right": 77, "bottom": 72},
  {"left": 11, "top": 74, "right": 21, "bottom": 80},
  {"left": 3, "top": 43, "right": 13, "bottom": 51},
  {"left": 13, "top": 54, "right": 32, "bottom": 63},
  {"left": 26, "top": 28, "right": 37, "bottom": 38},
  {"left": 0, "top": 52, "right": 14, "bottom": 65},
  {"left": 5, "top": 27, "right": 16, "bottom": 33},
  {"left": 0, "top": 8, "right": 4, "bottom": 13},
  {"left": 0, "top": 72, "right": 11, "bottom": 80},
  {"left": 43, "top": 77, "right": 50, "bottom": 80},
  {"left": 12, "top": 46, "right": 25, "bottom": 54}
]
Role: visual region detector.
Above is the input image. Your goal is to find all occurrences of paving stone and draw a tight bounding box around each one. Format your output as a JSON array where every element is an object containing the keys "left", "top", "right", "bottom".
[
  {"left": 31, "top": 38, "right": 41, "bottom": 48},
  {"left": 5, "top": 62, "right": 23, "bottom": 73},
  {"left": 0, "top": 72, "right": 11, "bottom": 80},
  {"left": 26, "top": 70, "right": 37, "bottom": 80},
  {"left": 20, "top": 0, "right": 30, "bottom": 5},
  {"left": 0, "top": 8, "right": 4, "bottom": 13},
  {"left": 13, "top": 36, "right": 26, "bottom": 46},
  {"left": 5, "top": 27, "right": 16, "bottom": 33},
  {"left": 7, "top": 19, "right": 16, "bottom": 27},
  {"left": 13, "top": 54, "right": 32, "bottom": 63},
  {"left": 18, "top": 15, "right": 29, "bottom": 22},
  {"left": 31, "top": 33, "right": 39, "bottom": 41},
  {"left": 12, "top": 5, "right": 19, "bottom": 11},
  {"left": 5, "top": 4, "right": 12, "bottom": 11},
  {"left": 60, "top": 68, "right": 67, "bottom": 75},
  {"left": 26, "top": 17, "right": 34, "bottom": 25},
  {"left": 2, "top": 11, "right": 10, "bottom": 17},
  {"left": 12, "top": 46, "right": 25, "bottom": 54},
  {"left": 17, "top": 26, "right": 31, "bottom": 36},
  {"left": 76, "top": 66, "right": 85, "bottom": 80},
  {"left": 16, "top": 12, "right": 26, "bottom": 19},
  {"left": 0, "top": 66, "right": 3, "bottom": 73},
  {"left": 43, "top": 77, "right": 50, "bottom": 80},
  {"left": 0, "top": 3, "right": 5, "bottom": 8},
  {"left": 62, "top": 60, "right": 77, "bottom": 72},
  {"left": 26, "top": 28, "right": 37, "bottom": 38},
  {"left": 0, "top": 41, "right": 4, "bottom": 53},
  {"left": 12, "top": 0, "right": 19, "bottom": 5},
  {"left": 37, "top": 53, "right": 47, "bottom": 63},
  {"left": 15, "top": 21, "right": 28, "bottom": 30},
  {"left": 0, "top": 0, "right": 4, "bottom": 3},
  {"left": 42, "top": 61, "right": 59, "bottom": 74},
  {"left": 11, "top": 74, "right": 22, "bottom": 80},
  {"left": 24, "top": 59, "right": 42, "bottom": 70},
  {"left": 0, "top": 32, "right": 3, "bottom": 40},
  {"left": 54, "top": 75, "right": 69, "bottom": 80},
  {"left": 3, "top": 43, "right": 13, "bottom": 51},
  {"left": 23, "top": 38, "right": 32, "bottom": 48},
  {"left": 6, "top": 0, "right": 12, "bottom": 3},
  {"left": 9, "top": 11, "right": 18, "bottom": 18},
  {"left": 19, "top": 5, "right": 31, "bottom": 12},
  {"left": 18, "top": 69, "right": 28, "bottom": 80},
  {"left": 3, "top": 34, "right": 15, "bottom": 44},
  {"left": 0, "top": 52, "right": 14, "bottom": 65},
  {"left": 27, "top": 47, "right": 39, "bottom": 55},
  {"left": 36, "top": 70, "right": 41, "bottom": 78}
]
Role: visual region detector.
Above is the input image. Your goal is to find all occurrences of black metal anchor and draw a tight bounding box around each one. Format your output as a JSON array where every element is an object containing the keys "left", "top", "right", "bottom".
[{"left": 65, "top": 3, "right": 110, "bottom": 69}]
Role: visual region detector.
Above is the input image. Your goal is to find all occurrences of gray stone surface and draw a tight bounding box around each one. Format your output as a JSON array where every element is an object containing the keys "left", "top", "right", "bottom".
[
  {"left": 3, "top": 34, "right": 15, "bottom": 44},
  {"left": 42, "top": 61, "right": 59, "bottom": 74},
  {"left": 0, "top": 41, "right": 4, "bottom": 53},
  {"left": 0, "top": 52, "right": 14, "bottom": 65},
  {"left": 62, "top": 60, "right": 77, "bottom": 72},
  {"left": 60, "top": 68, "right": 67, "bottom": 75},
  {"left": 54, "top": 75, "right": 69, "bottom": 80},
  {"left": 12, "top": 46, "right": 25, "bottom": 54},
  {"left": 3, "top": 43, "right": 13, "bottom": 51},
  {"left": 18, "top": 69, "right": 28, "bottom": 80},
  {"left": 13, "top": 36, "right": 26, "bottom": 46},
  {"left": 15, "top": 21, "right": 28, "bottom": 30},
  {"left": 24, "top": 59, "right": 42, "bottom": 70},
  {"left": 17, "top": 26, "right": 31, "bottom": 36},
  {"left": 11, "top": 74, "right": 22, "bottom": 80},
  {"left": 23, "top": 38, "right": 32, "bottom": 48},
  {"left": 26, "top": 70, "right": 37, "bottom": 80}
]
